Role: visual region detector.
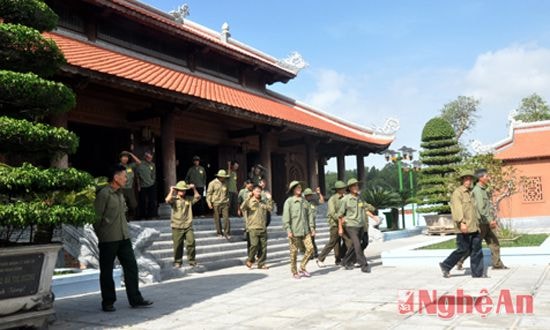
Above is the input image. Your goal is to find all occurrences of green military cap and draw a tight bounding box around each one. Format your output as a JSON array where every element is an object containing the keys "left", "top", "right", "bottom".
[
  {"left": 457, "top": 169, "right": 476, "bottom": 180},
  {"left": 193, "top": 155, "right": 200, "bottom": 161},
  {"left": 334, "top": 180, "right": 347, "bottom": 189},
  {"left": 287, "top": 180, "right": 304, "bottom": 193},
  {"left": 119, "top": 151, "right": 131, "bottom": 158},
  {"left": 174, "top": 180, "right": 190, "bottom": 191},
  {"left": 303, "top": 188, "right": 314, "bottom": 196},
  {"left": 215, "top": 169, "right": 230, "bottom": 178},
  {"left": 347, "top": 178, "right": 361, "bottom": 187}
]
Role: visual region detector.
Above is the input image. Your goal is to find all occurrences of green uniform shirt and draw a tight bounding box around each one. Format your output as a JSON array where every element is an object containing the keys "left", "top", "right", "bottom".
[
  {"left": 93, "top": 185, "right": 129, "bottom": 243},
  {"left": 227, "top": 170, "right": 238, "bottom": 193},
  {"left": 472, "top": 183, "right": 493, "bottom": 224},
  {"left": 282, "top": 196, "right": 314, "bottom": 236},
  {"left": 169, "top": 194, "right": 200, "bottom": 229},
  {"left": 338, "top": 194, "right": 367, "bottom": 228},
  {"left": 206, "top": 178, "right": 229, "bottom": 206},
  {"left": 251, "top": 175, "right": 263, "bottom": 186},
  {"left": 238, "top": 188, "right": 251, "bottom": 206},
  {"left": 137, "top": 160, "right": 156, "bottom": 188},
  {"left": 240, "top": 196, "right": 273, "bottom": 230},
  {"left": 305, "top": 200, "right": 317, "bottom": 230},
  {"left": 185, "top": 166, "right": 207, "bottom": 188},
  {"left": 450, "top": 185, "right": 480, "bottom": 233},
  {"left": 327, "top": 193, "right": 344, "bottom": 227},
  {"left": 121, "top": 162, "right": 137, "bottom": 189}
]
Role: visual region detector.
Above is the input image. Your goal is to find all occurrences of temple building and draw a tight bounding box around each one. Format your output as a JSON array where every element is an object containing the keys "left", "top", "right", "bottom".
[
  {"left": 44, "top": 0, "right": 395, "bottom": 210},
  {"left": 493, "top": 120, "right": 550, "bottom": 227}
]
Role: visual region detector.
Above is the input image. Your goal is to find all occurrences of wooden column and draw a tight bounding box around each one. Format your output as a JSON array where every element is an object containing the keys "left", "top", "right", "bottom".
[
  {"left": 337, "top": 152, "right": 346, "bottom": 181},
  {"left": 318, "top": 155, "right": 326, "bottom": 195},
  {"left": 161, "top": 112, "right": 177, "bottom": 194},
  {"left": 50, "top": 113, "right": 69, "bottom": 169},
  {"left": 259, "top": 130, "right": 273, "bottom": 190},
  {"left": 356, "top": 153, "right": 365, "bottom": 182},
  {"left": 305, "top": 137, "right": 319, "bottom": 188}
]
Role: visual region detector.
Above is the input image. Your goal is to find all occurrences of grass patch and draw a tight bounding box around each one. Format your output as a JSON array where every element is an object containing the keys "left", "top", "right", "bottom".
[{"left": 418, "top": 234, "right": 549, "bottom": 250}]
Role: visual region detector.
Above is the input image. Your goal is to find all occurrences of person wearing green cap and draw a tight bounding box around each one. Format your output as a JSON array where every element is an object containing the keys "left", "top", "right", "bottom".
[
  {"left": 137, "top": 151, "right": 157, "bottom": 219},
  {"left": 165, "top": 181, "right": 201, "bottom": 268},
  {"left": 282, "top": 180, "right": 315, "bottom": 279},
  {"left": 119, "top": 150, "right": 141, "bottom": 221},
  {"left": 185, "top": 156, "right": 207, "bottom": 216},
  {"left": 227, "top": 160, "right": 240, "bottom": 216},
  {"left": 303, "top": 187, "right": 324, "bottom": 260},
  {"left": 207, "top": 169, "right": 231, "bottom": 238},
  {"left": 317, "top": 180, "right": 347, "bottom": 267},
  {"left": 337, "top": 178, "right": 372, "bottom": 273},
  {"left": 439, "top": 170, "right": 484, "bottom": 278},
  {"left": 240, "top": 184, "right": 273, "bottom": 269},
  {"left": 456, "top": 168, "right": 508, "bottom": 271}
]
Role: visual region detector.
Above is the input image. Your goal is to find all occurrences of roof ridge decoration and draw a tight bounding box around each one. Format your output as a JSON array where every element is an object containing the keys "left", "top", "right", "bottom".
[
  {"left": 169, "top": 3, "right": 190, "bottom": 24},
  {"left": 277, "top": 52, "right": 309, "bottom": 74}
]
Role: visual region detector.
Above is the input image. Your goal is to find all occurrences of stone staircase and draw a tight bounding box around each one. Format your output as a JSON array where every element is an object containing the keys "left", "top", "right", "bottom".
[{"left": 133, "top": 215, "right": 332, "bottom": 274}]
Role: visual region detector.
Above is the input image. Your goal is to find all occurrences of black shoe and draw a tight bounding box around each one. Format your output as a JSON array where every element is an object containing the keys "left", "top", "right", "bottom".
[
  {"left": 361, "top": 263, "right": 371, "bottom": 273},
  {"left": 102, "top": 304, "right": 116, "bottom": 312},
  {"left": 131, "top": 299, "right": 153, "bottom": 308},
  {"left": 439, "top": 262, "right": 450, "bottom": 278},
  {"left": 492, "top": 265, "right": 509, "bottom": 270}
]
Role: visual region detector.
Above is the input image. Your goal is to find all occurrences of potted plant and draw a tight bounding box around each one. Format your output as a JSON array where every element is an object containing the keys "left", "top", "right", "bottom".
[
  {"left": 416, "top": 117, "right": 462, "bottom": 234},
  {"left": 362, "top": 186, "right": 402, "bottom": 230},
  {"left": 0, "top": 1, "right": 95, "bottom": 328}
]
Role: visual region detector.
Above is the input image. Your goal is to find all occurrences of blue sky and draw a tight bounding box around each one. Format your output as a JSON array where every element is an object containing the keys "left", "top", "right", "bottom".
[{"left": 148, "top": 1, "right": 550, "bottom": 171}]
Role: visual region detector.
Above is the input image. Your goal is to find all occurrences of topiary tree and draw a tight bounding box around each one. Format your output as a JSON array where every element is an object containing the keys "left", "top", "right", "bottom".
[
  {"left": 0, "top": 0, "right": 95, "bottom": 245},
  {"left": 417, "top": 117, "right": 462, "bottom": 214}
]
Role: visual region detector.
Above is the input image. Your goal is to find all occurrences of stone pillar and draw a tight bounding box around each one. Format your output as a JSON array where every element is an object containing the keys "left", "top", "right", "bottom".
[
  {"left": 161, "top": 112, "right": 177, "bottom": 194},
  {"left": 318, "top": 155, "right": 326, "bottom": 195},
  {"left": 50, "top": 113, "right": 69, "bottom": 169},
  {"left": 337, "top": 152, "right": 346, "bottom": 181},
  {"left": 356, "top": 153, "right": 365, "bottom": 182},
  {"left": 259, "top": 131, "right": 273, "bottom": 190}
]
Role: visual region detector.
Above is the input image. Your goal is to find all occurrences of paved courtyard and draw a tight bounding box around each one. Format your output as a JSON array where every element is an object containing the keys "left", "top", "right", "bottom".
[{"left": 50, "top": 235, "right": 550, "bottom": 329}]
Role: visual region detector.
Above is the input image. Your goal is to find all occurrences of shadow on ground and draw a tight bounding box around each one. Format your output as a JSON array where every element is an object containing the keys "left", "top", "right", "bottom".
[{"left": 51, "top": 273, "right": 267, "bottom": 329}]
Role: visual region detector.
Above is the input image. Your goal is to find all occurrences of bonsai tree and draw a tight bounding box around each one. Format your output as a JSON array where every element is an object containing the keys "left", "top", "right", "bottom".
[
  {"left": 417, "top": 117, "right": 462, "bottom": 214},
  {"left": 0, "top": 0, "right": 95, "bottom": 245}
]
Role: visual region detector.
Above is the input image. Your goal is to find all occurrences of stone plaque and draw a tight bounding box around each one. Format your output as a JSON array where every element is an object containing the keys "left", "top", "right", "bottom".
[{"left": 0, "top": 253, "right": 44, "bottom": 299}]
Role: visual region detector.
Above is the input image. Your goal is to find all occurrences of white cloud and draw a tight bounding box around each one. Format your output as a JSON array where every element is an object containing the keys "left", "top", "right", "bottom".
[{"left": 291, "top": 44, "right": 550, "bottom": 171}]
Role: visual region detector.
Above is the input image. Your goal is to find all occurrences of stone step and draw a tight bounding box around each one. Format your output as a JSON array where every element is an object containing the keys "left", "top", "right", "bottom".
[
  {"left": 149, "top": 231, "right": 332, "bottom": 259},
  {"left": 156, "top": 236, "right": 333, "bottom": 270},
  {"left": 132, "top": 217, "right": 331, "bottom": 233}
]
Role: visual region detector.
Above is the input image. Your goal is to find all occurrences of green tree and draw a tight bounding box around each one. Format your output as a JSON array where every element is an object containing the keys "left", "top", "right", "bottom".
[
  {"left": 0, "top": 0, "right": 95, "bottom": 245},
  {"left": 417, "top": 117, "right": 462, "bottom": 214},
  {"left": 513, "top": 93, "right": 550, "bottom": 122},
  {"left": 440, "top": 95, "right": 480, "bottom": 140}
]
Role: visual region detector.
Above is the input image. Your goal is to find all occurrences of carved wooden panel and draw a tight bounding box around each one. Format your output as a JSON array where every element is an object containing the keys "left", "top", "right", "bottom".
[{"left": 522, "top": 176, "right": 544, "bottom": 202}]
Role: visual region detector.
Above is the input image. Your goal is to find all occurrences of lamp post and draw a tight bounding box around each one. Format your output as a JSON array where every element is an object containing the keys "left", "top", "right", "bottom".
[
  {"left": 384, "top": 146, "right": 418, "bottom": 229},
  {"left": 403, "top": 160, "right": 422, "bottom": 226}
]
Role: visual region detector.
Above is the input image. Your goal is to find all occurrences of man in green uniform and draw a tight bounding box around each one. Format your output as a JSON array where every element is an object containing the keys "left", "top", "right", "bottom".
[
  {"left": 227, "top": 160, "right": 240, "bottom": 216},
  {"left": 207, "top": 169, "right": 231, "bottom": 238},
  {"left": 185, "top": 156, "right": 207, "bottom": 216},
  {"left": 303, "top": 187, "right": 325, "bottom": 259},
  {"left": 456, "top": 168, "right": 508, "bottom": 270},
  {"left": 165, "top": 181, "right": 201, "bottom": 268},
  {"left": 317, "top": 180, "right": 346, "bottom": 267},
  {"left": 282, "top": 180, "right": 315, "bottom": 279},
  {"left": 249, "top": 164, "right": 265, "bottom": 185},
  {"left": 94, "top": 165, "right": 152, "bottom": 312},
  {"left": 338, "top": 178, "right": 371, "bottom": 273},
  {"left": 137, "top": 151, "right": 157, "bottom": 219},
  {"left": 240, "top": 185, "right": 273, "bottom": 269},
  {"left": 119, "top": 151, "right": 141, "bottom": 221},
  {"left": 439, "top": 170, "right": 484, "bottom": 278}
]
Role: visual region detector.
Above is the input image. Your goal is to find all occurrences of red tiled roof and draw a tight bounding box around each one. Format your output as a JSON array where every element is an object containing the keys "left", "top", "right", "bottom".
[
  {"left": 47, "top": 32, "right": 392, "bottom": 146},
  {"left": 86, "top": 0, "right": 294, "bottom": 76},
  {"left": 494, "top": 122, "right": 550, "bottom": 160}
]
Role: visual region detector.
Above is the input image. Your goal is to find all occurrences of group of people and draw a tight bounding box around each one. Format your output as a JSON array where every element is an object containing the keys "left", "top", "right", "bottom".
[{"left": 439, "top": 169, "right": 507, "bottom": 278}]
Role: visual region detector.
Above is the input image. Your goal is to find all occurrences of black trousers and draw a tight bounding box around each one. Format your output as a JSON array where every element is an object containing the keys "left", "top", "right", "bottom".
[
  {"left": 192, "top": 187, "right": 206, "bottom": 216},
  {"left": 229, "top": 191, "right": 239, "bottom": 217},
  {"left": 317, "top": 226, "right": 341, "bottom": 263},
  {"left": 441, "top": 232, "right": 484, "bottom": 277},
  {"left": 98, "top": 239, "right": 143, "bottom": 306},
  {"left": 341, "top": 226, "right": 368, "bottom": 269},
  {"left": 139, "top": 185, "right": 157, "bottom": 219}
]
